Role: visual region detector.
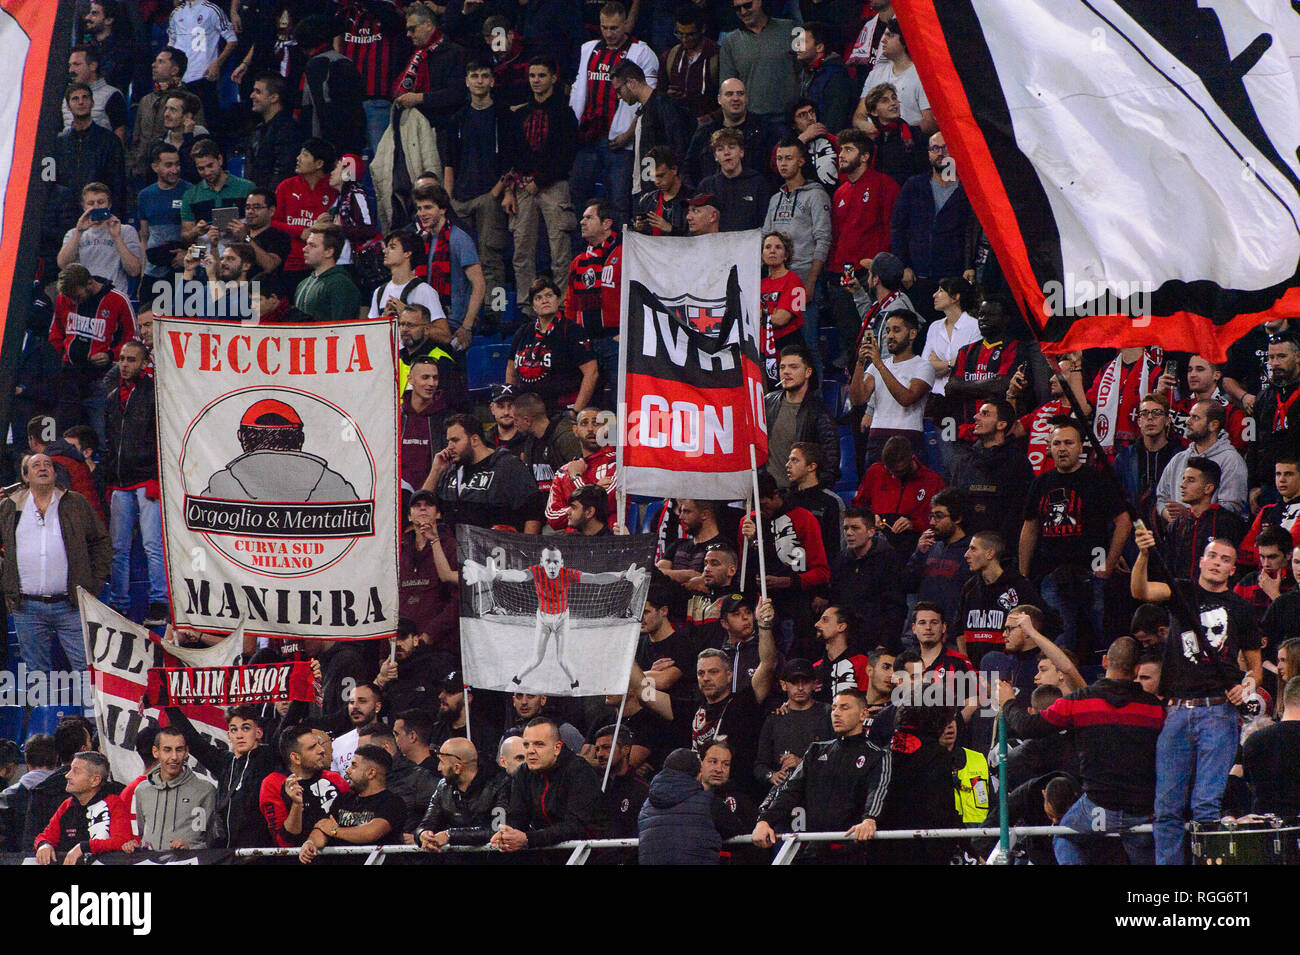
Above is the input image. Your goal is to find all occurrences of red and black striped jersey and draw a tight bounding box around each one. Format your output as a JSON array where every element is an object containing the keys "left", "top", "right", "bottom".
[
  {"left": 337, "top": 0, "right": 407, "bottom": 99},
  {"left": 577, "top": 38, "right": 632, "bottom": 141},
  {"left": 565, "top": 233, "right": 622, "bottom": 336},
  {"left": 950, "top": 337, "right": 1023, "bottom": 424},
  {"left": 531, "top": 565, "right": 583, "bottom": 614}
]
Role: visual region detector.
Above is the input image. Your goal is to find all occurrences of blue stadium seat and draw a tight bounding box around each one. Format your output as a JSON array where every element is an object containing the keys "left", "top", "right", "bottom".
[
  {"left": 466, "top": 342, "right": 511, "bottom": 392},
  {"left": 835, "top": 429, "right": 858, "bottom": 494},
  {"left": 639, "top": 500, "right": 664, "bottom": 534},
  {"left": 821, "top": 379, "right": 841, "bottom": 414},
  {"left": 24, "top": 706, "right": 77, "bottom": 738},
  {"left": 0, "top": 705, "right": 22, "bottom": 743},
  {"left": 227, "top": 156, "right": 246, "bottom": 179}
]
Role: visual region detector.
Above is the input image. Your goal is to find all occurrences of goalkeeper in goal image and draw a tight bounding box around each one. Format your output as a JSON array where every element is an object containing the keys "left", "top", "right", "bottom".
[{"left": 462, "top": 546, "right": 647, "bottom": 690}]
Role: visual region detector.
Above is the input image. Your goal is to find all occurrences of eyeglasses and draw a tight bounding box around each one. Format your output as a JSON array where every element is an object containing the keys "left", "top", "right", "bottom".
[
  {"left": 1136, "top": 410, "right": 1168, "bottom": 419},
  {"left": 928, "top": 144, "right": 948, "bottom": 152}
]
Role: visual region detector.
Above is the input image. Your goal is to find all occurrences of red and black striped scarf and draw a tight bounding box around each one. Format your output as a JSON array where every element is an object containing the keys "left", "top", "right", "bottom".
[{"left": 427, "top": 223, "right": 452, "bottom": 297}]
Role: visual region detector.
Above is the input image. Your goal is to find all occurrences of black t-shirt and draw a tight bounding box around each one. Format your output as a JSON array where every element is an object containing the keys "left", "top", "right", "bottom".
[
  {"left": 636, "top": 629, "right": 697, "bottom": 691},
  {"left": 249, "top": 226, "right": 292, "bottom": 274},
  {"left": 509, "top": 317, "right": 595, "bottom": 412},
  {"left": 437, "top": 447, "right": 543, "bottom": 531},
  {"left": 1022, "top": 465, "right": 1125, "bottom": 577},
  {"left": 692, "top": 685, "right": 762, "bottom": 784},
  {"left": 625, "top": 705, "right": 683, "bottom": 768},
  {"left": 330, "top": 789, "right": 407, "bottom": 845},
  {"left": 1160, "top": 580, "right": 1261, "bottom": 698},
  {"left": 1261, "top": 590, "right": 1300, "bottom": 650},
  {"left": 1241, "top": 721, "right": 1300, "bottom": 817}
]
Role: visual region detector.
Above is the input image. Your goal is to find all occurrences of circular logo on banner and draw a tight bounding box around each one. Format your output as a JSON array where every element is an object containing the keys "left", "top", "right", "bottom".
[{"left": 179, "top": 386, "right": 378, "bottom": 578}]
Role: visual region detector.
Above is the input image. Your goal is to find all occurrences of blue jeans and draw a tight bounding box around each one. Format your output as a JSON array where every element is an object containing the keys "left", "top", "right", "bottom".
[
  {"left": 1154, "top": 702, "right": 1239, "bottom": 865},
  {"left": 591, "top": 335, "right": 620, "bottom": 412},
  {"left": 1054, "top": 792, "right": 1154, "bottom": 865},
  {"left": 799, "top": 280, "right": 824, "bottom": 383},
  {"left": 110, "top": 487, "right": 167, "bottom": 607},
  {"left": 569, "top": 140, "right": 633, "bottom": 230},
  {"left": 13, "top": 598, "right": 86, "bottom": 673},
  {"left": 1038, "top": 568, "right": 1105, "bottom": 653},
  {"left": 363, "top": 99, "right": 392, "bottom": 158}
]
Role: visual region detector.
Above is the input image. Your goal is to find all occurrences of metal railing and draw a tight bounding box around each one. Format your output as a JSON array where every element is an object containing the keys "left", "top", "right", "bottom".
[{"left": 229, "top": 824, "right": 1154, "bottom": 865}]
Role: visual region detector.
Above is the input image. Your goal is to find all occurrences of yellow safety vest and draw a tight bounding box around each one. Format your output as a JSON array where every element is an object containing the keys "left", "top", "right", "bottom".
[
  {"left": 954, "top": 748, "right": 990, "bottom": 824},
  {"left": 399, "top": 345, "right": 454, "bottom": 397}
]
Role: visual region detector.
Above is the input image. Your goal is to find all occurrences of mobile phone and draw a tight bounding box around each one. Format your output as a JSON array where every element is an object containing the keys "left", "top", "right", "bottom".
[
  {"left": 1166, "top": 361, "right": 1179, "bottom": 380},
  {"left": 89, "top": 208, "right": 111, "bottom": 222}
]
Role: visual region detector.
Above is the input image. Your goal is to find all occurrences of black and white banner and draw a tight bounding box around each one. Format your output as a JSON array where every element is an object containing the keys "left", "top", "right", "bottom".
[
  {"left": 617, "top": 229, "right": 767, "bottom": 499},
  {"left": 79, "top": 591, "right": 242, "bottom": 785},
  {"left": 457, "top": 528, "right": 655, "bottom": 696},
  {"left": 154, "top": 318, "right": 400, "bottom": 639}
]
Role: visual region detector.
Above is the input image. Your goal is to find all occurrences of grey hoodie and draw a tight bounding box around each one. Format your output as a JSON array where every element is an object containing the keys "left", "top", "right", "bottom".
[
  {"left": 762, "top": 180, "right": 832, "bottom": 281},
  {"left": 133, "top": 764, "right": 217, "bottom": 850},
  {"left": 1154, "top": 429, "right": 1249, "bottom": 519}
]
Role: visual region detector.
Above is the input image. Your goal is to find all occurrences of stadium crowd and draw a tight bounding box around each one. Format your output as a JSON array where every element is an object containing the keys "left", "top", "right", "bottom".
[{"left": 0, "top": 0, "right": 1298, "bottom": 867}]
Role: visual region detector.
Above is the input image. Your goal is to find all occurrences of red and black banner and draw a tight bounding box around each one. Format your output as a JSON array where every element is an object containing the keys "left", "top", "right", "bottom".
[
  {"left": 896, "top": 1, "right": 1300, "bottom": 360},
  {"left": 143, "top": 661, "right": 315, "bottom": 708},
  {"left": 618, "top": 230, "right": 767, "bottom": 499}
]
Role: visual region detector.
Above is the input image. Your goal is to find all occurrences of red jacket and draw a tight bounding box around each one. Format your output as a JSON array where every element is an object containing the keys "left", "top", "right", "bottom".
[
  {"left": 273, "top": 175, "right": 339, "bottom": 271},
  {"left": 565, "top": 233, "right": 622, "bottom": 335},
  {"left": 852, "top": 457, "right": 946, "bottom": 528},
  {"left": 828, "top": 167, "right": 899, "bottom": 271},
  {"left": 35, "top": 788, "right": 132, "bottom": 856},
  {"left": 545, "top": 446, "right": 618, "bottom": 530},
  {"left": 50, "top": 284, "right": 135, "bottom": 367}
]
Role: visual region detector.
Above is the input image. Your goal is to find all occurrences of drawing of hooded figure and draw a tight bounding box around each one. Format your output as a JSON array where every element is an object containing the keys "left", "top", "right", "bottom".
[{"left": 202, "top": 398, "right": 360, "bottom": 502}]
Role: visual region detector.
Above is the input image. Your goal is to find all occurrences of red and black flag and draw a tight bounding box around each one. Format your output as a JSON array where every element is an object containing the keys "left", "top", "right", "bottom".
[{"left": 896, "top": 0, "right": 1300, "bottom": 359}]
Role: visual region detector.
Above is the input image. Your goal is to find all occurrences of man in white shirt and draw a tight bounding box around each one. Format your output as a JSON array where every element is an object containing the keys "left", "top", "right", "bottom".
[
  {"left": 167, "top": 0, "right": 237, "bottom": 121},
  {"left": 57, "top": 183, "right": 143, "bottom": 297},
  {"left": 849, "top": 309, "right": 935, "bottom": 463},
  {"left": 0, "top": 454, "right": 111, "bottom": 673},
  {"left": 853, "top": 18, "right": 935, "bottom": 134},
  {"left": 368, "top": 231, "right": 447, "bottom": 339}
]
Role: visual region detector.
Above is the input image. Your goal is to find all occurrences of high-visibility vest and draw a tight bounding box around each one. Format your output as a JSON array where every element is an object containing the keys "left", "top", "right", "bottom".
[
  {"left": 954, "top": 748, "right": 991, "bottom": 823},
  {"left": 399, "top": 344, "right": 453, "bottom": 397}
]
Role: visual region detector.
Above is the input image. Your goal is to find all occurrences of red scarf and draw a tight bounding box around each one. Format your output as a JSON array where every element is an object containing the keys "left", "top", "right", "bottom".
[
  {"left": 427, "top": 223, "right": 452, "bottom": 297},
  {"left": 870, "top": 118, "right": 914, "bottom": 174},
  {"left": 396, "top": 32, "right": 445, "bottom": 96},
  {"left": 118, "top": 376, "right": 138, "bottom": 408}
]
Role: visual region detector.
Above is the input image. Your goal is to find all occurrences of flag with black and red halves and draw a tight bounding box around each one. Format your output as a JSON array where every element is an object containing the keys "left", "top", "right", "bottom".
[{"left": 895, "top": 0, "right": 1300, "bottom": 360}]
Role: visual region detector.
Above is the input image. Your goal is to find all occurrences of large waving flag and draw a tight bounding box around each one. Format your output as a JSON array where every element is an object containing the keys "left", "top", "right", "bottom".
[
  {"left": 897, "top": 0, "right": 1300, "bottom": 359},
  {"left": 0, "top": 1, "right": 75, "bottom": 432}
]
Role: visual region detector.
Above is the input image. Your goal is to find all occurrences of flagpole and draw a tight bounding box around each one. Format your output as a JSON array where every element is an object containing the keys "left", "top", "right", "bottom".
[
  {"left": 739, "top": 493, "right": 751, "bottom": 583},
  {"left": 749, "top": 444, "right": 767, "bottom": 601},
  {"left": 615, "top": 225, "right": 630, "bottom": 533},
  {"left": 601, "top": 689, "right": 628, "bottom": 793},
  {"left": 464, "top": 684, "right": 471, "bottom": 744}
]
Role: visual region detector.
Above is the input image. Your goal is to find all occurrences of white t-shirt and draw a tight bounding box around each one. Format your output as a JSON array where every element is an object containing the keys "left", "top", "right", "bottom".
[
  {"left": 867, "top": 354, "right": 935, "bottom": 432},
  {"left": 168, "top": 1, "right": 237, "bottom": 82},
  {"left": 62, "top": 224, "right": 143, "bottom": 297},
  {"left": 862, "top": 60, "right": 930, "bottom": 127},
  {"left": 330, "top": 728, "right": 359, "bottom": 775},
  {"left": 921, "top": 312, "right": 981, "bottom": 396},
  {"left": 369, "top": 278, "right": 446, "bottom": 321}
]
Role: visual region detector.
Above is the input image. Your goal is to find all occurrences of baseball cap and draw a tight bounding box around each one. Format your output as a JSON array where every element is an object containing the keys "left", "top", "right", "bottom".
[
  {"left": 782, "top": 658, "right": 814, "bottom": 681},
  {"left": 240, "top": 399, "right": 302, "bottom": 428},
  {"left": 687, "top": 192, "right": 718, "bottom": 209},
  {"left": 409, "top": 489, "right": 437, "bottom": 508},
  {"left": 491, "top": 384, "right": 517, "bottom": 404},
  {"left": 439, "top": 670, "right": 463, "bottom": 692},
  {"left": 719, "top": 593, "right": 754, "bottom": 617}
]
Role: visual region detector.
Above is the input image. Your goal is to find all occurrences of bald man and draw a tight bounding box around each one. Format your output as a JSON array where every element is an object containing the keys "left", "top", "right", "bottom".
[
  {"left": 498, "top": 736, "right": 526, "bottom": 774},
  {"left": 416, "top": 738, "right": 511, "bottom": 850}
]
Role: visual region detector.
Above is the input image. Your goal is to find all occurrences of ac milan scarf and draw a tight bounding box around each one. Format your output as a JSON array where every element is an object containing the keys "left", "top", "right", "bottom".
[
  {"left": 1093, "top": 348, "right": 1157, "bottom": 454},
  {"left": 427, "top": 223, "right": 452, "bottom": 297},
  {"left": 143, "top": 661, "right": 315, "bottom": 707}
]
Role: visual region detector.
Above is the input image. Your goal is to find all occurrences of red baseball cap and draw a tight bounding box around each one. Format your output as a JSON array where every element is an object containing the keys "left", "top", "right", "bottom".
[{"left": 240, "top": 399, "right": 302, "bottom": 428}]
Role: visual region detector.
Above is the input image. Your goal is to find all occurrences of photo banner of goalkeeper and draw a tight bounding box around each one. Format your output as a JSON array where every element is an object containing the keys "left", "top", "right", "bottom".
[{"left": 457, "top": 527, "right": 655, "bottom": 696}]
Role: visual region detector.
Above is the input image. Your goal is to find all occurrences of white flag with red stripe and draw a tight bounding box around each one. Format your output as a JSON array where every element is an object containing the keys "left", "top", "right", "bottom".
[{"left": 79, "top": 590, "right": 243, "bottom": 785}]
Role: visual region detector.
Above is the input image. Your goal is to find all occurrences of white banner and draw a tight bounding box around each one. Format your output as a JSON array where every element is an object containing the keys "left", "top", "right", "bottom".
[
  {"left": 457, "top": 528, "right": 654, "bottom": 696},
  {"left": 154, "top": 318, "right": 400, "bottom": 639},
  {"left": 79, "top": 590, "right": 242, "bottom": 785},
  {"left": 617, "top": 229, "right": 766, "bottom": 499}
]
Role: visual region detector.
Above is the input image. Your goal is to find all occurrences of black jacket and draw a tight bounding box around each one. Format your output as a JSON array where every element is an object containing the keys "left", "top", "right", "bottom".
[
  {"left": 381, "top": 643, "right": 444, "bottom": 717},
  {"left": 829, "top": 535, "right": 906, "bottom": 650},
  {"left": 102, "top": 371, "right": 158, "bottom": 487},
  {"left": 417, "top": 764, "right": 512, "bottom": 845},
  {"left": 637, "top": 769, "right": 720, "bottom": 865},
  {"left": 760, "top": 733, "right": 889, "bottom": 833},
  {"left": 1249, "top": 376, "right": 1300, "bottom": 487},
  {"left": 245, "top": 109, "right": 304, "bottom": 192},
  {"left": 764, "top": 389, "right": 841, "bottom": 486},
  {"left": 1003, "top": 678, "right": 1165, "bottom": 815},
  {"left": 53, "top": 123, "right": 126, "bottom": 220},
  {"left": 946, "top": 438, "right": 1034, "bottom": 550},
  {"left": 684, "top": 113, "right": 779, "bottom": 190},
  {"left": 697, "top": 167, "right": 772, "bottom": 233},
  {"left": 503, "top": 747, "right": 605, "bottom": 847},
  {"left": 386, "top": 755, "right": 439, "bottom": 835},
  {"left": 507, "top": 93, "right": 580, "bottom": 188},
  {"left": 166, "top": 706, "right": 294, "bottom": 848},
  {"left": 301, "top": 51, "right": 367, "bottom": 156},
  {"left": 23, "top": 767, "right": 123, "bottom": 852}
]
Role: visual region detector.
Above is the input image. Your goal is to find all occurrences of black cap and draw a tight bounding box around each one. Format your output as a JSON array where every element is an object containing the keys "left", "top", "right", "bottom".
[
  {"left": 782, "top": 658, "right": 814, "bottom": 681},
  {"left": 409, "top": 489, "right": 437, "bottom": 509},
  {"left": 719, "top": 593, "right": 754, "bottom": 617},
  {"left": 439, "top": 670, "right": 463, "bottom": 692},
  {"left": 491, "top": 384, "right": 517, "bottom": 403},
  {"left": 686, "top": 192, "right": 717, "bottom": 209}
]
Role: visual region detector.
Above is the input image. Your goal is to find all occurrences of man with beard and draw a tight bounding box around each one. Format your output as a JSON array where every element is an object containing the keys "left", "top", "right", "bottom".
[
  {"left": 903, "top": 490, "right": 975, "bottom": 628},
  {"left": 753, "top": 689, "right": 888, "bottom": 856},
  {"left": 417, "top": 737, "right": 510, "bottom": 849},
  {"left": 545, "top": 407, "right": 618, "bottom": 530},
  {"left": 945, "top": 300, "right": 1025, "bottom": 427},
  {"left": 298, "top": 746, "right": 405, "bottom": 863},
  {"left": 428, "top": 674, "right": 500, "bottom": 765},
  {"left": 658, "top": 499, "right": 729, "bottom": 615},
  {"left": 398, "top": 300, "right": 458, "bottom": 400},
  {"left": 948, "top": 400, "right": 1034, "bottom": 549},
  {"left": 508, "top": 391, "right": 583, "bottom": 516},
  {"left": 260, "top": 724, "right": 348, "bottom": 848},
  {"left": 375, "top": 616, "right": 445, "bottom": 716},
  {"left": 356, "top": 723, "right": 437, "bottom": 839},
  {"left": 849, "top": 309, "right": 933, "bottom": 464},
  {"left": 955, "top": 531, "right": 1043, "bottom": 668},
  {"left": 330, "top": 683, "right": 384, "bottom": 773},
  {"left": 227, "top": 189, "right": 290, "bottom": 277},
  {"left": 1156, "top": 399, "right": 1248, "bottom": 521},
  {"left": 889, "top": 131, "right": 973, "bottom": 314},
  {"left": 809, "top": 604, "right": 871, "bottom": 704},
  {"left": 181, "top": 235, "right": 258, "bottom": 320},
  {"left": 589, "top": 724, "right": 649, "bottom": 838},
  {"left": 485, "top": 384, "right": 525, "bottom": 451},
  {"left": 828, "top": 508, "right": 906, "bottom": 650},
  {"left": 637, "top": 586, "right": 695, "bottom": 714},
  {"left": 826, "top": 127, "right": 900, "bottom": 368},
  {"left": 681, "top": 546, "right": 741, "bottom": 649},
  {"left": 1250, "top": 335, "right": 1300, "bottom": 510},
  {"left": 427, "top": 414, "right": 542, "bottom": 532},
  {"left": 1166, "top": 354, "right": 1247, "bottom": 451},
  {"left": 753, "top": 659, "right": 831, "bottom": 795}
]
